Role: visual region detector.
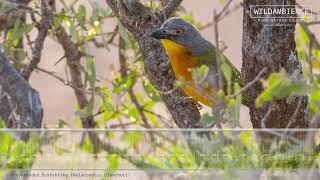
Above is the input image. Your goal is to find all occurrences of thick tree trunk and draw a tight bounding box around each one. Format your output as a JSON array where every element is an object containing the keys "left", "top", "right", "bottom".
[
  {"left": 242, "top": 0, "right": 309, "bottom": 129},
  {"left": 0, "top": 51, "right": 43, "bottom": 129}
]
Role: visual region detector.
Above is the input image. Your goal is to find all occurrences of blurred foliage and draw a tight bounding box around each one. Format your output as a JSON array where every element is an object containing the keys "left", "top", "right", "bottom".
[{"left": 0, "top": 120, "right": 40, "bottom": 170}]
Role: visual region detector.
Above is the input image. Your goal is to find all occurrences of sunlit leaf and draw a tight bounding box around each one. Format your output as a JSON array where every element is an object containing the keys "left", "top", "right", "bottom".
[
  {"left": 103, "top": 154, "right": 119, "bottom": 180},
  {"left": 143, "top": 80, "right": 161, "bottom": 102},
  {"left": 255, "top": 73, "right": 308, "bottom": 107},
  {"left": 77, "top": 5, "right": 86, "bottom": 28},
  {"left": 121, "top": 131, "right": 143, "bottom": 147}
]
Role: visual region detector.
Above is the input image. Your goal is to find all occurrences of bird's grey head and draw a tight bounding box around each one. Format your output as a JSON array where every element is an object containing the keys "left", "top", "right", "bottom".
[{"left": 150, "top": 17, "right": 212, "bottom": 55}]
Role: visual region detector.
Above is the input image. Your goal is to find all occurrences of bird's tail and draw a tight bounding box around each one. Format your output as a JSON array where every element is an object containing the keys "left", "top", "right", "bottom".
[{"left": 223, "top": 59, "right": 250, "bottom": 107}]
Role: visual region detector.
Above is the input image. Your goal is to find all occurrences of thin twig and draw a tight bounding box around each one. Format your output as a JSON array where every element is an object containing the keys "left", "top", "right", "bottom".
[
  {"left": 286, "top": 96, "right": 304, "bottom": 129},
  {"left": 261, "top": 105, "right": 272, "bottom": 128},
  {"left": 54, "top": 55, "right": 66, "bottom": 66},
  {"left": 212, "top": 9, "right": 226, "bottom": 132},
  {"left": 230, "top": 67, "right": 267, "bottom": 98},
  {"left": 213, "top": 10, "right": 223, "bottom": 91},
  {"left": 25, "top": 33, "right": 34, "bottom": 52},
  {"left": 118, "top": 36, "right": 155, "bottom": 141},
  {"left": 143, "top": 108, "right": 172, "bottom": 128},
  {"left": 158, "top": 0, "right": 183, "bottom": 21},
  {"left": 308, "top": 39, "right": 314, "bottom": 83},
  {"left": 215, "top": 0, "right": 233, "bottom": 21},
  {"left": 36, "top": 67, "right": 100, "bottom": 96}
]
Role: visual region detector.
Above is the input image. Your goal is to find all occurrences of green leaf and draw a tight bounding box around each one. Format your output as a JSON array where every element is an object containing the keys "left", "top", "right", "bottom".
[
  {"left": 54, "top": 146, "right": 71, "bottom": 155},
  {"left": 201, "top": 113, "right": 216, "bottom": 125},
  {"left": 100, "top": 86, "right": 114, "bottom": 112},
  {"left": 255, "top": 73, "right": 308, "bottom": 107},
  {"left": 298, "top": 24, "right": 309, "bottom": 45},
  {"left": 191, "top": 64, "right": 209, "bottom": 88},
  {"left": 7, "top": 135, "right": 40, "bottom": 169},
  {"left": 75, "top": 97, "right": 94, "bottom": 118},
  {"left": 22, "top": 24, "right": 33, "bottom": 33},
  {"left": 90, "top": 2, "right": 111, "bottom": 21},
  {"left": 57, "top": 119, "right": 67, "bottom": 128},
  {"left": 309, "top": 90, "right": 320, "bottom": 112},
  {"left": 103, "top": 154, "right": 119, "bottom": 180},
  {"left": 76, "top": 56, "right": 96, "bottom": 118},
  {"left": 0, "top": 119, "right": 6, "bottom": 128},
  {"left": 118, "top": 24, "right": 135, "bottom": 49},
  {"left": 85, "top": 56, "right": 96, "bottom": 88},
  {"left": 226, "top": 83, "right": 241, "bottom": 126},
  {"left": 121, "top": 131, "right": 143, "bottom": 147},
  {"left": 77, "top": 5, "right": 87, "bottom": 28},
  {"left": 0, "top": 130, "right": 13, "bottom": 156},
  {"left": 80, "top": 134, "right": 94, "bottom": 153},
  {"left": 142, "top": 80, "right": 161, "bottom": 102},
  {"left": 112, "top": 73, "right": 135, "bottom": 94},
  {"left": 53, "top": 15, "right": 63, "bottom": 29},
  {"left": 221, "top": 61, "right": 232, "bottom": 95}
]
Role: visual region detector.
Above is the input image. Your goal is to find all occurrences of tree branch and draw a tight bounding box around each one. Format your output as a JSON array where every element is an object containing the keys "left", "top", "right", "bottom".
[
  {"left": 0, "top": 50, "right": 43, "bottom": 129},
  {"left": 21, "top": 0, "right": 54, "bottom": 80},
  {"left": 158, "top": 0, "right": 183, "bottom": 21}
]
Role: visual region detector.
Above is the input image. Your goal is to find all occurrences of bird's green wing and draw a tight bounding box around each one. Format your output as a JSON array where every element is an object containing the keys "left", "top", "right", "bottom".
[{"left": 196, "top": 48, "right": 249, "bottom": 106}]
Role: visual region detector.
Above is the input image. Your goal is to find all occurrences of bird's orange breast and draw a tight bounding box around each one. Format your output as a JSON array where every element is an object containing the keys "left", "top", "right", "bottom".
[
  {"left": 161, "top": 39, "right": 195, "bottom": 80},
  {"left": 161, "top": 39, "right": 214, "bottom": 107}
]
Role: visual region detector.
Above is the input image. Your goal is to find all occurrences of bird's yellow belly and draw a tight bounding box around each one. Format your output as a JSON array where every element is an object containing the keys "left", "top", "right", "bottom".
[{"left": 161, "top": 39, "right": 214, "bottom": 107}]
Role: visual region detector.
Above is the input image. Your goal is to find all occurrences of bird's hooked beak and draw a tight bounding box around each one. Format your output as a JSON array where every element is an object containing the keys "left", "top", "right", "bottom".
[{"left": 150, "top": 28, "right": 168, "bottom": 39}]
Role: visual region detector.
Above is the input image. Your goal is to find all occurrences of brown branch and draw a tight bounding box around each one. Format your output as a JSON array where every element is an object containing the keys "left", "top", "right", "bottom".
[
  {"left": 21, "top": 0, "right": 54, "bottom": 80},
  {"left": 211, "top": 9, "right": 225, "bottom": 128},
  {"left": 118, "top": 36, "right": 156, "bottom": 142},
  {"left": 213, "top": 10, "right": 223, "bottom": 91},
  {"left": 260, "top": 105, "right": 272, "bottom": 128},
  {"left": 55, "top": 26, "right": 96, "bottom": 128},
  {"left": 36, "top": 67, "right": 99, "bottom": 96},
  {"left": 158, "top": 0, "right": 183, "bottom": 21},
  {"left": 215, "top": 0, "right": 233, "bottom": 21}
]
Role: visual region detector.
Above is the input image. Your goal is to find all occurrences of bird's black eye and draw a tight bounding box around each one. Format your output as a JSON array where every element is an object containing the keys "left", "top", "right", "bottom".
[{"left": 176, "top": 29, "right": 184, "bottom": 34}]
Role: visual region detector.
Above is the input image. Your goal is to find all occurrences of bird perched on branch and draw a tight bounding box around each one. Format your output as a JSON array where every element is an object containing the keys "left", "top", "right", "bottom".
[{"left": 151, "top": 17, "right": 248, "bottom": 107}]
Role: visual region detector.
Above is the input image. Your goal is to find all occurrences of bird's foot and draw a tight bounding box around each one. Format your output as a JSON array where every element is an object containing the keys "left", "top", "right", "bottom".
[{"left": 174, "top": 97, "right": 202, "bottom": 110}]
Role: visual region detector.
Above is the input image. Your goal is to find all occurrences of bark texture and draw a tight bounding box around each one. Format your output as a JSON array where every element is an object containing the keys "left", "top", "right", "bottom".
[
  {"left": 0, "top": 51, "right": 43, "bottom": 128},
  {"left": 242, "top": 0, "right": 309, "bottom": 128},
  {"left": 106, "top": 0, "right": 202, "bottom": 128}
]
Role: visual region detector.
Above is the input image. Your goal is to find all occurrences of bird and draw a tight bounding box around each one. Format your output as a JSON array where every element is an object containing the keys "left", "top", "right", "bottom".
[{"left": 150, "top": 17, "right": 247, "bottom": 107}]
